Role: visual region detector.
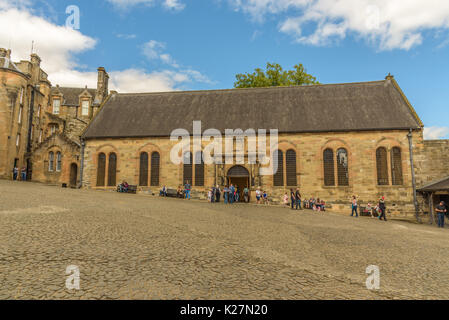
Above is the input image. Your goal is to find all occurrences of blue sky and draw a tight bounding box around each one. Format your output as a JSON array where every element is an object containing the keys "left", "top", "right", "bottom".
[{"left": 1, "top": 0, "right": 449, "bottom": 138}]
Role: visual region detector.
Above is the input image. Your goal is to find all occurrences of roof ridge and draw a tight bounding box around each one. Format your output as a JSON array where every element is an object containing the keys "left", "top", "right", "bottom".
[{"left": 113, "top": 80, "right": 387, "bottom": 96}]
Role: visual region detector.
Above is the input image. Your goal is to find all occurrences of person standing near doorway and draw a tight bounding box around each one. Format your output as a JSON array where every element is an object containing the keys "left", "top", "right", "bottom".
[
  {"left": 184, "top": 181, "right": 191, "bottom": 200},
  {"left": 256, "top": 188, "right": 262, "bottom": 205},
  {"left": 290, "top": 189, "right": 295, "bottom": 210},
  {"left": 243, "top": 187, "right": 249, "bottom": 203},
  {"left": 378, "top": 196, "right": 387, "bottom": 221},
  {"left": 215, "top": 185, "right": 221, "bottom": 203},
  {"left": 223, "top": 185, "right": 229, "bottom": 204},
  {"left": 351, "top": 195, "right": 358, "bottom": 217},
  {"left": 295, "top": 188, "right": 302, "bottom": 210},
  {"left": 13, "top": 166, "right": 19, "bottom": 181},
  {"left": 229, "top": 184, "right": 235, "bottom": 204},
  {"left": 436, "top": 201, "right": 447, "bottom": 228},
  {"left": 21, "top": 166, "right": 27, "bottom": 181}
]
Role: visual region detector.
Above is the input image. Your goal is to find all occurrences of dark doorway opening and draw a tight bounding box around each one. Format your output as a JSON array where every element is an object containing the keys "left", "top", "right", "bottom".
[
  {"left": 70, "top": 163, "right": 78, "bottom": 188},
  {"left": 227, "top": 166, "right": 250, "bottom": 202}
]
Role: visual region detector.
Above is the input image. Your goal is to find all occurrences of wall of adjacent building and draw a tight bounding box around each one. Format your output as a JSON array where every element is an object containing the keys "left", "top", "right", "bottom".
[{"left": 82, "top": 129, "right": 424, "bottom": 218}]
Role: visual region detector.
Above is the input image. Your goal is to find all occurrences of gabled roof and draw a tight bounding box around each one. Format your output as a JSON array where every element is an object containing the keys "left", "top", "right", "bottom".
[
  {"left": 418, "top": 176, "right": 449, "bottom": 192},
  {"left": 51, "top": 87, "right": 96, "bottom": 106},
  {"left": 82, "top": 79, "right": 423, "bottom": 139}
]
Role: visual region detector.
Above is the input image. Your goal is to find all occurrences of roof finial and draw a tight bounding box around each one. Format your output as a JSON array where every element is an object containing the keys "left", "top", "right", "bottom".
[{"left": 386, "top": 73, "right": 394, "bottom": 81}]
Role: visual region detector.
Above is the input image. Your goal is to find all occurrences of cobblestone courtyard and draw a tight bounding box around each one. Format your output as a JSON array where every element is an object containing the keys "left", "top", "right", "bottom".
[{"left": 0, "top": 180, "right": 448, "bottom": 300}]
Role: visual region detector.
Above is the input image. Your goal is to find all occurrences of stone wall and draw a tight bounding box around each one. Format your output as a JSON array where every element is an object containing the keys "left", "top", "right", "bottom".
[
  {"left": 82, "top": 130, "right": 423, "bottom": 219},
  {"left": 415, "top": 139, "right": 449, "bottom": 187}
]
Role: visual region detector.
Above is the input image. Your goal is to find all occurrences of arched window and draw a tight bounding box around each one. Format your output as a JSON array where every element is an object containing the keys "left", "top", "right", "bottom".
[
  {"left": 273, "top": 150, "right": 284, "bottom": 187},
  {"left": 139, "top": 152, "right": 149, "bottom": 186},
  {"left": 376, "top": 147, "right": 388, "bottom": 185},
  {"left": 48, "top": 152, "right": 54, "bottom": 172},
  {"left": 194, "top": 151, "right": 204, "bottom": 187},
  {"left": 323, "top": 149, "right": 335, "bottom": 186},
  {"left": 96, "top": 153, "right": 106, "bottom": 186},
  {"left": 56, "top": 152, "right": 62, "bottom": 172},
  {"left": 107, "top": 153, "right": 117, "bottom": 187},
  {"left": 151, "top": 152, "right": 160, "bottom": 187},
  {"left": 183, "top": 152, "right": 192, "bottom": 185},
  {"left": 337, "top": 148, "right": 349, "bottom": 186},
  {"left": 286, "top": 149, "right": 297, "bottom": 186},
  {"left": 391, "top": 147, "right": 403, "bottom": 185}
]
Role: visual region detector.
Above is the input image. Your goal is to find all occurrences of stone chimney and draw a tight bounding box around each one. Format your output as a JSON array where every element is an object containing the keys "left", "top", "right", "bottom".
[
  {"left": 30, "top": 53, "right": 42, "bottom": 84},
  {"left": 94, "top": 67, "right": 109, "bottom": 104}
]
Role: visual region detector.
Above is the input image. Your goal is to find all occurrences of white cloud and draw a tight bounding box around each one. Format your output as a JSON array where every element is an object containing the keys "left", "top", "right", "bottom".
[
  {"left": 106, "top": 0, "right": 185, "bottom": 11},
  {"left": 142, "top": 40, "right": 179, "bottom": 67},
  {"left": 230, "top": 0, "right": 449, "bottom": 50},
  {"left": 0, "top": 2, "right": 210, "bottom": 94},
  {"left": 424, "top": 126, "right": 449, "bottom": 140}
]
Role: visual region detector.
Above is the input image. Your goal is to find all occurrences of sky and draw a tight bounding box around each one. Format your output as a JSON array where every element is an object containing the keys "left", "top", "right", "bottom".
[{"left": 1, "top": 0, "right": 449, "bottom": 139}]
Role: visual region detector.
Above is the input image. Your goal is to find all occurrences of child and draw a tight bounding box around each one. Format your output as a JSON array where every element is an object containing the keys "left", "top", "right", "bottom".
[
  {"left": 263, "top": 191, "right": 268, "bottom": 205},
  {"left": 283, "top": 193, "right": 289, "bottom": 206}
]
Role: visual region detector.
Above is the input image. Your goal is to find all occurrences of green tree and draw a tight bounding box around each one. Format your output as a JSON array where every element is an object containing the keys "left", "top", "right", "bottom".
[{"left": 234, "top": 62, "right": 320, "bottom": 88}]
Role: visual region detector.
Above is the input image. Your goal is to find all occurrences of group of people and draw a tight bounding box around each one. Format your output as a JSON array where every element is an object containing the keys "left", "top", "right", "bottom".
[
  {"left": 12, "top": 166, "right": 27, "bottom": 181},
  {"left": 283, "top": 190, "right": 326, "bottom": 212},
  {"left": 206, "top": 185, "right": 254, "bottom": 204},
  {"left": 351, "top": 195, "right": 387, "bottom": 221}
]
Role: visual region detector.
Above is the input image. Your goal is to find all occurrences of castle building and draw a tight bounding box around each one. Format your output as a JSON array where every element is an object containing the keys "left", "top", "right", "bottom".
[
  {"left": 0, "top": 49, "right": 109, "bottom": 186},
  {"left": 1, "top": 49, "right": 448, "bottom": 219}
]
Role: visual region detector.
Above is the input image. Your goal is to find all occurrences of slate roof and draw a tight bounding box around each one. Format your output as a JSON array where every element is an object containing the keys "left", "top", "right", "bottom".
[
  {"left": 82, "top": 79, "right": 423, "bottom": 139},
  {"left": 418, "top": 176, "right": 449, "bottom": 192},
  {"left": 51, "top": 87, "right": 96, "bottom": 106}
]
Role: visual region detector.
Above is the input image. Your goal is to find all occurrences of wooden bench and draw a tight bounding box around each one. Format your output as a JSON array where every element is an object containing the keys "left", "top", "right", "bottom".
[{"left": 117, "top": 185, "right": 137, "bottom": 194}]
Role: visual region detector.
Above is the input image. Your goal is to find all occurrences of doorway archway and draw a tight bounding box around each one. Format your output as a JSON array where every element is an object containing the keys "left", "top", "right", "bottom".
[
  {"left": 227, "top": 166, "right": 250, "bottom": 202},
  {"left": 70, "top": 163, "right": 78, "bottom": 188}
]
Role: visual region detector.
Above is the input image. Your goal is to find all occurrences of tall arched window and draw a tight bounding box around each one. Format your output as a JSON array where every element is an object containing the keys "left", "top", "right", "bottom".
[
  {"left": 56, "top": 152, "right": 62, "bottom": 172},
  {"left": 48, "top": 152, "right": 54, "bottom": 172},
  {"left": 286, "top": 149, "right": 297, "bottom": 186},
  {"left": 323, "top": 149, "right": 335, "bottom": 186},
  {"left": 194, "top": 151, "right": 204, "bottom": 187},
  {"left": 139, "top": 152, "right": 149, "bottom": 186},
  {"left": 376, "top": 147, "right": 389, "bottom": 185},
  {"left": 107, "top": 153, "right": 117, "bottom": 187},
  {"left": 151, "top": 152, "right": 160, "bottom": 186},
  {"left": 391, "top": 147, "right": 403, "bottom": 185},
  {"left": 337, "top": 148, "right": 349, "bottom": 186},
  {"left": 183, "top": 152, "right": 192, "bottom": 185},
  {"left": 96, "top": 153, "right": 106, "bottom": 186},
  {"left": 273, "top": 150, "right": 284, "bottom": 187}
]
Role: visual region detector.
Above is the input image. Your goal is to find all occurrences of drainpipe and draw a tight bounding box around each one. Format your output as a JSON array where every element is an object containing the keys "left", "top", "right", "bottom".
[
  {"left": 79, "top": 138, "right": 85, "bottom": 189},
  {"left": 407, "top": 129, "right": 420, "bottom": 222}
]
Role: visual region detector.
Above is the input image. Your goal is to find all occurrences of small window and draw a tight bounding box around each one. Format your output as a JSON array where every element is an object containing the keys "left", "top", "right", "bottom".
[
  {"left": 38, "top": 130, "right": 43, "bottom": 143},
  {"left": 18, "top": 106, "right": 23, "bottom": 124},
  {"left": 48, "top": 152, "right": 54, "bottom": 171},
  {"left": 273, "top": 150, "right": 284, "bottom": 187},
  {"left": 323, "top": 149, "right": 335, "bottom": 186},
  {"left": 20, "top": 87, "right": 24, "bottom": 105},
  {"left": 81, "top": 100, "right": 89, "bottom": 116},
  {"left": 30, "top": 125, "right": 34, "bottom": 141},
  {"left": 337, "top": 148, "right": 349, "bottom": 186},
  {"left": 37, "top": 105, "right": 41, "bottom": 117},
  {"left": 96, "top": 153, "right": 106, "bottom": 186},
  {"left": 391, "top": 147, "right": 403, "bottom": 185},
  {"left": 107, "top": 153, "right": 117, "bottom": 187},
  {"left": 53, "top": 98, "right": 60, "bottom": 115},
  {"left": 56, "top": 152, "right": 62, "bottom": 172},
  {"left": 376, "top": 147, "right": 389, "bottom": 185},
  {"left": 151, "top": 152, "right": 161, "bottom": 187},
  {"left": 16, "top": 134, "right": 20, "bottom": 147}
]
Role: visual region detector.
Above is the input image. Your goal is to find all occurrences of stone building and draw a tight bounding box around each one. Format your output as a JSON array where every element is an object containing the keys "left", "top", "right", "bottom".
[
  {"left": 80, "top": 76, "right": 449, "bottom": 218},
  {"left": 0, "top": 48, "right": 109, "bottom": 186}
]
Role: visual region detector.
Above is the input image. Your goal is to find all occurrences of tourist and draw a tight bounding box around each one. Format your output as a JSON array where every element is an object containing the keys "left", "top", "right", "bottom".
[
  {"left": 263, "top": 191, "right": 268, "bottom": 205},
  {"left": 243, "top": 187, "right": 249, "bottom": 203},
  {"left": 119, "top": 181, "right": 129, "bottom": 193},
  {"left": 12, "top": 166, "right": 18, "bottom": 181},
  {"left": 223, "top": 185, "right": 229, "bottom": 204},
  {"left": 321, "top": 200, "right": 326, "bottom": 212},
  {"left": 378, "top": 196, "right": 387, "bottom": 221},
  {"left": 21, "top": 166, "right": 27, "bottom": 181},
  {"left": 295, "top": 188, "right": 302, "bottom": 210},
  {"left": 229, "top": 184, "right": 235, "bottom": 204},
  {"left": 365, "top": 202, "right": 374, "bottom": 217},
  {"left": 235, "top": 186, "right": 240, "bottom": 202},
  {"left": 290, "top": 189, "right": 295, "bottom": 210},
  {"left": 184, "top": 181, "right": 191, "bottom": 200},
  {"left": 283, "top": 193, "right": 289, "bottom": 206},
  {"left": 159, "top": 185, "right": 167, "bottom": 197},
  {"left": 435, "top": 201, "right": 447, "bottom": 228},
  {"left": 316, "top": 198, "right": 322, "bottom": 211},
  {"left": 351, "top": 195, "right": 358, "bottom": 217},
  {"left": 177, "top": 185, "right": 183, "bottom": 198},
  {"left": 208, "top": 189, "right": 212, "bottom": 202},
  {"left": 215, "top": 185, "right": 221, "bottom": 203},
  {"left": 256, "top": 188, "right": 262, "bottom": 204}
]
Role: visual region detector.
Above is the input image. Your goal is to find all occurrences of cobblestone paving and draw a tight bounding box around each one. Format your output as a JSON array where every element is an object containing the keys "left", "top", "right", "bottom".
[{"left": 1, "top": 180, "right": 448, "bottom": 300}]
